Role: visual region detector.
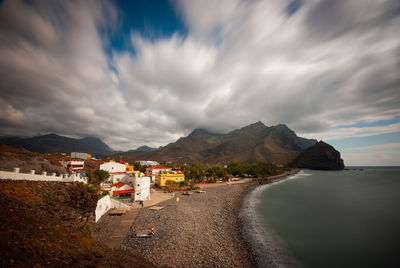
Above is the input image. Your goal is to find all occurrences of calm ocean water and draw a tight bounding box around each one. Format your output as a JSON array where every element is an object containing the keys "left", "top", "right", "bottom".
[{"left": 257, "top": 167, "right": 400, "bottom": 268}]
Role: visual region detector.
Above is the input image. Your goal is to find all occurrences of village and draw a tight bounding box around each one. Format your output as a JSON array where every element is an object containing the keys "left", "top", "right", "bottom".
[
  {"left": 0, "top": 146, "right": 287, "bottom": 266},
  {"left": 0, "top": 150, "right": 189, "bottom": 222}
]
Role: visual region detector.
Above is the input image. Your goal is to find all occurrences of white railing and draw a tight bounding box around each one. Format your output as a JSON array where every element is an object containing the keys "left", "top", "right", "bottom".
[{"left": 0, "top": 168, "right": 87, "bottom": 183}]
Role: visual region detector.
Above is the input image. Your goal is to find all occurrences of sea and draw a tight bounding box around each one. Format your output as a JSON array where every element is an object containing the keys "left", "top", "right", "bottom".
[{"left": 246, "top": 167, "right": 400, "bottom": 268}]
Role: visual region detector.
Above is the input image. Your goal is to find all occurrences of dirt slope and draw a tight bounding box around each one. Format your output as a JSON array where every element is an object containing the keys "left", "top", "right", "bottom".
[{"left": 0, "top": 180, "right": 154, "bottom": 267}]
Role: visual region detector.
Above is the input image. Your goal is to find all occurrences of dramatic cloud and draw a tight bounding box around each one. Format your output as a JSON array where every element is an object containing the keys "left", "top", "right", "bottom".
[{"left": 0, "top": 0, "right": 399, "bottom": 153}]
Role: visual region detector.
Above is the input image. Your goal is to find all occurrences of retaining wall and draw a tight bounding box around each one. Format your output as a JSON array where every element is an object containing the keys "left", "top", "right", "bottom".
[
  {"left": 0, "top": 168, "right": 87, "bottom": 183},
  {"left": 95, "top": 195, "right": 132, "bottom": 222}
]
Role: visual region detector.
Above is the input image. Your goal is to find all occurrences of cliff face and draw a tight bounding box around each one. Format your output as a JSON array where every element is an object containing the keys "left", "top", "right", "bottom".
[{"left": 289, "top": 141, "right": 345, "bottom": 170}]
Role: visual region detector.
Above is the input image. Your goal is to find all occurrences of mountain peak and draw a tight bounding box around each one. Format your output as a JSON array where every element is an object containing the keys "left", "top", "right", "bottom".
[
  {"left": 134, "top": 145, "right": 157, "bottom": 152},
  {"left": 238, "top": 121, "right": 266, "bottom": 132},
  {"left": 244, "top": 121, "right": 265, "bottom": 128},
  {"left": 253, "top": 121, "right": 266, "bottom": 127},
  {"left": 37, "top": 133, "right": 59, "bottom": 138},
  {"left": 188, "top": 128, "right": 222, "bottom": 137},
  {"left": 273, "top": 124, "right": 295, "bottom": 134}
]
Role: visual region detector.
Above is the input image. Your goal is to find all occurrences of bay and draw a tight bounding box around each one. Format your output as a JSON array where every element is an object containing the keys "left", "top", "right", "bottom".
[{"left": 257, "top": 167, "right": 400, "bottom": 268}]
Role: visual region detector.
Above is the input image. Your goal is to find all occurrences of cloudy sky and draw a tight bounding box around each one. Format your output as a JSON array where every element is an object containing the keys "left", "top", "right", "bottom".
[{"left": 0, "top": 0, "right": 399, "bottom": 165}]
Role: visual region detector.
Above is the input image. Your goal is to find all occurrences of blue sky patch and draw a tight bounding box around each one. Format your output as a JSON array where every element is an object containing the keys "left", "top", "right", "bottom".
[
  {"left": 335, "top": 115, "right": 400, "bottom": 129},
  {"left": 104, "top": 0, "right": 187, "bottom": 57},
  {"left": 286, "top": 0, "right": 304, "bottom": 16},
  {"left": 327, "top": 132, "right": 400, "bottom": 150}
]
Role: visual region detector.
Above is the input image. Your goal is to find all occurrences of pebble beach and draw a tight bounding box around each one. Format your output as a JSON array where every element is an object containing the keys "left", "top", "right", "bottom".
[{"left": 122, "top": 183, "right": 258, "bottom": 267}]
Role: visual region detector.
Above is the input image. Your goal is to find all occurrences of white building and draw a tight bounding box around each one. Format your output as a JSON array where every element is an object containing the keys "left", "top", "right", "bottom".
[
  {"left": 134, "top": 176, "right": 151, "bottom": 201},
  {"left": 59, "top": 160, "right": 85, "bottom": 174},
  {"left": 138, "top": 160, "right": 159, "bottom": 166},
  {"left": 110, "top": 182, "right": 134, "bottom": 198},
  {"left": 100, "top": 161, "right": 129, "bottom": 184},
  {"left": 71, "top": 152, "right": 90, "bottom": 159}
]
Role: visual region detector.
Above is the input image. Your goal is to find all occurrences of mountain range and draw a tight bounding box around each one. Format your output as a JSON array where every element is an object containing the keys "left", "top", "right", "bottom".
[
  {"left": 0, "top": 122, "right": 344, "bottom": 169},
  {"left": 117, "top": 121, "right": 320, "bottom": 166},
  {"left": 0, "top": 134, "right": 113, "bottom": 155}
]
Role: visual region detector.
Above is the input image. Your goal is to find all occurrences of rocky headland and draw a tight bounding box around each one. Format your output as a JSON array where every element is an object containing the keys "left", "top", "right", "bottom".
[{"left": 290, "top": 141, "right": 345, "bottom": 170}]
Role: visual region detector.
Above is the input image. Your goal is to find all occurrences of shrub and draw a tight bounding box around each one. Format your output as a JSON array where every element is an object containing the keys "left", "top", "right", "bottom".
[
  {"left": 86, "top": 170, "right": 109, "bottom": 186},
  {"left": 98, "top": 190, "right": 109, "bottom": 199},
  {"left": 165, "top": 180, "right": 179, "bottom": 186},
  {"left": 179, "top": 180, "right": 188, "bottom": 187}
]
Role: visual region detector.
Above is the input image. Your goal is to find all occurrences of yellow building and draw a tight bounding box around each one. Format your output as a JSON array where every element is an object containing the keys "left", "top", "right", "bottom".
[
  {"left": 156, "top": 172, "right": 185, "bottom": 187},
  {"left": 126, "top": 164, "right": 134, "bottom": 173}
]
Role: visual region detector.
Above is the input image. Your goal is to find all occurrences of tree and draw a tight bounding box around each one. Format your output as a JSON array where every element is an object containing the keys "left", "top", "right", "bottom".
[
  {"left": 86, "top": 169, "right": 109, "bottom": 186},
  {"left": 133, "top": 162, "right": 146, "bottom": 173}
]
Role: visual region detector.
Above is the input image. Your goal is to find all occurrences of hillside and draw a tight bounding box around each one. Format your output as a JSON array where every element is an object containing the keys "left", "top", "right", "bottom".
[
  {"left": 0, "top": 134, "right": 113, "bottom": 155},
  {"left": 115, "top": 122, "right": 318, "bottom": 166},
  {"left": 0, "top": 180, "right": 153, "bottom": 267},
  {"left": 0, "top": 143, "right": 100, "bottom": 173}
]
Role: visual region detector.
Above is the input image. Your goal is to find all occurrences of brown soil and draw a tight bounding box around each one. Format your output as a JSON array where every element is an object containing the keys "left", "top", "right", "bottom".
[{"left": 0, "top": 180, "right": 154, "bottom": 267}]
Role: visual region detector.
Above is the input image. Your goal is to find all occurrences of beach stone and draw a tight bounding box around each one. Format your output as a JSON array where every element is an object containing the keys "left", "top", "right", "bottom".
[{"left": 122, "top": 183, "right": 257, "bottom": 267}]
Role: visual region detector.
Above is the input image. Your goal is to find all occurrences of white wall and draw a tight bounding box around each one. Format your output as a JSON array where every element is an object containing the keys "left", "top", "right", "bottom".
[
  {"left": 109, "top": 173, "right": 130, "bottom": 184},
  {"left": 0, "top": 168, "right": 87, "bottom": 183},
  {"left": 71, "top": 152, "right": 88, "bottom": 159},
  {"left": 134, "top": 176, "right": 151, "bottom": 201},
  {"left": 139, "top": 160, "right": 159, "bottom": 166},
  {"left": 95, "top": 195, "right": 111, "bottom": 222},
  {"left": 94, "top": 195, "right": 132, "bottom": 222},
  {"left": 100, "top": 162, "right": 126, "bottom": 173}
]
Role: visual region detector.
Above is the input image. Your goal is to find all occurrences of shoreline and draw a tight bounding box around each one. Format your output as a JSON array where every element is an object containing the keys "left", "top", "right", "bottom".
[
  {"left": 122, "top": 182, "right": 257, "bottom": 267},
  {"left": 94, "top": 170, "right": 301, "bottom": 267},
  {"left": 241, "top": 170, "right": 304, "bottom": 268}
]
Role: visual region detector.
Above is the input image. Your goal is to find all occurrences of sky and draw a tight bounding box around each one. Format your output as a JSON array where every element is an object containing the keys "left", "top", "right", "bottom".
[{"left": 0, "top": 0, "right": 399, "bottom": 166}]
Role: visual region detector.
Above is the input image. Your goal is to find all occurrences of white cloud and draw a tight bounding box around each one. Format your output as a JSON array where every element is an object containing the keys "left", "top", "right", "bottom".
[
  {"left": 341, "top": 143, "right": 400, "bottom": 166},
  {"left": 301, "top": 122, "right": 400, "bottom": 141},
  {"left": 0, "top": 0, "right": 399, "bottom": 153}
]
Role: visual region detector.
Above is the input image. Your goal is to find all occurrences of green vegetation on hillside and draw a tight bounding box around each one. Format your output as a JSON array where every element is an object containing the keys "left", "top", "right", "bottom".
[{"left": 86, "top": 169, "right": 109, "bottom": 186}]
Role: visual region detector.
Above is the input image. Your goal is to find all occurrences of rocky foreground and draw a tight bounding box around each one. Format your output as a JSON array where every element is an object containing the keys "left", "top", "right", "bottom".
[
  {"left": 123, "top": 183, "right": 258, "bottom": 267},
  {"left": 0, "top": 180, "right": 153, "bottom": 267}
]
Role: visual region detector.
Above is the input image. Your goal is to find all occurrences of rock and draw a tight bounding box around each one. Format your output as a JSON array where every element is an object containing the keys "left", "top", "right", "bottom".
[{"left": 289, "top": 141, "right": 344, "bottom": 170}]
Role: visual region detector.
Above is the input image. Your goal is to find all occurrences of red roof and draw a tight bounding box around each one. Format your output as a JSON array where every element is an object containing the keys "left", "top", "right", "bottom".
[
  {"left": 116, "top": 182, "right": 126, "bottom": 188},
  {"left": 146, "top": 165, "right": 170, "bottom": 170},
  {"left": 111, "top": 182, "right": 126, "bottom": 188},
  {"left": 112, "top": 189, "right": 134, "bottom": 196}
]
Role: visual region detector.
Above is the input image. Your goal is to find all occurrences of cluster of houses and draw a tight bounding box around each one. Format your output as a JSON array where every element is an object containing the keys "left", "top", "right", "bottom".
[
  {"left": 98, "top": 161, "right": 185, "bottom": 201},
  {"left": 146, "top": 165, "right": 185, "bottom": 186},
  {"left": 60, "top": 151, "right": 186, "bottom": 202}
]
